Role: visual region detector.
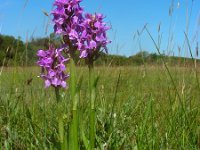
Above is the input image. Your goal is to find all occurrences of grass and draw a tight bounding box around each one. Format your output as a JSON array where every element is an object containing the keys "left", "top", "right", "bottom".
[{"left": 0, "top": 65, "right": 200, "bottom": 149}]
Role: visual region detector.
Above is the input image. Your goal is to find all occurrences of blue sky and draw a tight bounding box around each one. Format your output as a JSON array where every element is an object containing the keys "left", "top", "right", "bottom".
[{"left": 0, "top": 0, "right": 199, "bottom": 57}]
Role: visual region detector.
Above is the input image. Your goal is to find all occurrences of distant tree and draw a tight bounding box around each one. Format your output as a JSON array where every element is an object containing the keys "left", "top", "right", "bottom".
[
  {"left": 0, "top": 34, "right": 198, "bottom": 66},
  {"left": 148, "top": 53, "right": 158, "bottom": 62},
  {"left": 0, "top": 35, "right": 26, "bottom": 66},
  {"left": 129, "top": 51, "right": 150, "bottom": 65}
]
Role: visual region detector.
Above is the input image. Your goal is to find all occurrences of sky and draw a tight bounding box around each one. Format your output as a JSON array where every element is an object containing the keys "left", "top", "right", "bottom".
[{"left": 0, "top": 0, "right": 200, "bottom": 57}]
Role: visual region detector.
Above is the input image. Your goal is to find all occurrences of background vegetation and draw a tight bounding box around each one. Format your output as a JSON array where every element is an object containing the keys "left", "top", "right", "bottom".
[{"left": 0, "top": 34, "right": 199, "bottom": 67}]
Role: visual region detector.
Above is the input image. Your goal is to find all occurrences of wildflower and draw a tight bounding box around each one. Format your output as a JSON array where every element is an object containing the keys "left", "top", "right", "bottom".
[
  {"left": 52, "top": 0, "right": 111, "bottom": 61},
  {"left": 37, "top": 44, "right": 69, "bottom": 88},
  {"left": 37, "top": 0, "right": 111, "bottom": 88},
  {"left": 52, "top": 0, "right": 84, "bottom": 49},
  {"left": 78, "top": 13, "right": 111, "bottom": 60}
]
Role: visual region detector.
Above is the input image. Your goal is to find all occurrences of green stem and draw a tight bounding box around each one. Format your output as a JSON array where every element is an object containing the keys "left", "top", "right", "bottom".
[
  {"left": 89, "top": 64, "right": 95, "bottom": 150},
  {"left": 72, "top": 92, "right": 79, "bottom": 150},
  {"left": 55, "top": 87, "right": 61, "bottom": 103},
  {"left": 58, "top": 118, "right": 67, "bottom": 150},
  {"left": 72, "top": 109, "right": 78, "bottom": 150},
  {"left": 90, "top": 108, "right": 95, "bottom": 150},
  {"left": 69, "top": 59, "right": 79, "bottom": 150}
]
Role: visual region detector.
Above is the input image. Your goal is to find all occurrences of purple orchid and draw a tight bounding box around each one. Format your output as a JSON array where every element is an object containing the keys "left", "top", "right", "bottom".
[
  {"left": 37, "top": 0, "right": 111, "bottom": 88},
  {"left": 78, "top": 13, "right": 111, "bottom": 59},
  {"left": 37, "top": 44, "right": 69, "bottom": 88},
  {"left": 52, "top": 0, "right": 84, "bottom": 45},
  {"left": 52, "top": 0, "right": 111, "bottom": 60}
]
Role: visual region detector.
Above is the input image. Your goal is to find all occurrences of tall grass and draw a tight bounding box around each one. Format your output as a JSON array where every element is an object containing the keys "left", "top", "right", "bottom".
[{"left": 0, "top": 66, "right": 200, "bottom": 149}]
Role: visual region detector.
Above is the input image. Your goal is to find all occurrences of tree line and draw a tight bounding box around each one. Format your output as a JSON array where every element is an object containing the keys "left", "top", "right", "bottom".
[{"left": 0, "top": 34, "right": 198, "bottom": 67}]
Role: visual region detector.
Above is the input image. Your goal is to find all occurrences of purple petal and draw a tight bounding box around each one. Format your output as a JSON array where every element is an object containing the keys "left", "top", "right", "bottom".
[
  {"left": 45, "top": 80, "right": 51, "bottom": 88},
  {"left": 80, "top": 50, "right": 88, "bottom": 58},
  {"left": 52, "top": 77, "right": 59, "bottom": 87},
  {"left": 61, "top": 81, "right": 67, "bottom": 88},
  {"left": 89, "top": 40, "right": 97, "bottom": 49},
  {"left": 59, "top": 63, "right": 66, "bottom": 71},
  {"left": 37, "top": 50, "right": 46, "bottom": 57},
  {"left": 48, "top": 70, "right": 56, "bottom": 77}
]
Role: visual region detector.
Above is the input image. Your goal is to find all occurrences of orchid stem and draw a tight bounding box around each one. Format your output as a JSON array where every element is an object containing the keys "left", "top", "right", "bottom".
[
  {"left": 55, "top": 87, "right": 61, "bottom": 103},
  {"left": 89, "top": 63, "right": 96, "bottom": 150},
  {"left": 70, "top": 59, "right": 79, "bottom": 150}
]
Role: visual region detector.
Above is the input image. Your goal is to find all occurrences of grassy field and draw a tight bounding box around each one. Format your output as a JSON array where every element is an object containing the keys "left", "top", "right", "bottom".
[{"left": 0, "top": 65, "right": 200, "bottom": 149}]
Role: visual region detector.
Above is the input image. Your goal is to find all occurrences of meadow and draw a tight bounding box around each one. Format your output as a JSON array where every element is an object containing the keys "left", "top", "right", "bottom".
[
  {"left": 0, "top": 65, "right": 200, "bottom": 149},
  {"left": 0, "top": 0, "right": 199, "bottom": 149}
]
